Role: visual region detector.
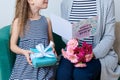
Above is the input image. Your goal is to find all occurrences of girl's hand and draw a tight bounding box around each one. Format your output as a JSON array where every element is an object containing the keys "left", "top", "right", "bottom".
[
  {"left": 22, "top": 50, "right": 33, "bottom": 65},
  {"left": 52, "top": 47, "right": 57, "bottom": 57}
]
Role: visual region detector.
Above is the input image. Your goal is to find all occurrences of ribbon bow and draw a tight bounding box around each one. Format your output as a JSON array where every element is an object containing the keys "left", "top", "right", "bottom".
[{"left": 30, "top": 41, "right": 55, "bottom": 60}]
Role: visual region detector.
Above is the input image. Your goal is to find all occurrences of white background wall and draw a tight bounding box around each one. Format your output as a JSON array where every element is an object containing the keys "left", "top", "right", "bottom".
[
  {"left": 0, "top": 0, "right": 15, "bottom": 28},
  {"left": 0, "top": 0, "right": 120, "bottom": 28}
]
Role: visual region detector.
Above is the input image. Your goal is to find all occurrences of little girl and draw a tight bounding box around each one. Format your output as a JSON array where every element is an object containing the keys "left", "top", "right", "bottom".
[{"left": 10, "top": 0, "right": 55, "bottom": 80}]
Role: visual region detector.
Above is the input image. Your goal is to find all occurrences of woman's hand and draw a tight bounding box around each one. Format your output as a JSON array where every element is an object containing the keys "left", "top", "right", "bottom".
[
  {"left": 74, "top": 62, "right": 87, "bottom": 67},
  {"left": 22, "top": 50, "right": 33, "bottom": 65},
  {"left": 85, "top": 53, "right": 93, "bottom": 62}
]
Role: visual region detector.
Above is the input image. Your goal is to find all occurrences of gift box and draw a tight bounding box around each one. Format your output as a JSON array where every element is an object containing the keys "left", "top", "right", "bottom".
[
  {"left": 30, "top": 41, "right": 57, "bottom": 68},
  {"left": 50, "top": 15, "right": 97, "bottom": 40}
]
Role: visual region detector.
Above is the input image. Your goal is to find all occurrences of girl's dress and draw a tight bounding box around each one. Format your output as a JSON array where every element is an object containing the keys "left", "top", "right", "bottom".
[{"left": 10, "top": 16, "right": 55, "bottom": 80}]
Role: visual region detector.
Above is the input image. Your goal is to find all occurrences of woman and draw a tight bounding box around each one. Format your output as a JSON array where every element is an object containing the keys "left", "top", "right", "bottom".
[{"left": 57, "top": 0, "right": 120, "bottom": 80}]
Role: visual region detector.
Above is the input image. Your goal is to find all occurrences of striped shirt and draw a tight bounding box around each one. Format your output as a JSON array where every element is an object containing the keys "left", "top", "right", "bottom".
[{"left": 69, "top": 0, "right": 97, "bottom": 46}]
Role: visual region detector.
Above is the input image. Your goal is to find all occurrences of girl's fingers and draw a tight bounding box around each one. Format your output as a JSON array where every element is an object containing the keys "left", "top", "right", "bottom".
[
  {"left": 29, "top": 50, "right": 34, "bottom": 54},
  {"left": 27, "top": 57, "right": 32, "bottom": 65}
]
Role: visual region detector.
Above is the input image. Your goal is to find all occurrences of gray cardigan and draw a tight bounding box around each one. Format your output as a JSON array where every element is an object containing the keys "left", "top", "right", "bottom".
[{"left": 61, "top": 0, "right": 120, "bottom": 80}]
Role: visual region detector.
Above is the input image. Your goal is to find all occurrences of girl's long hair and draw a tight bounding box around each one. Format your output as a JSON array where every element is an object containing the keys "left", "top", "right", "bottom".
[{"left": 13, "top": 0, "right": 30, "bottom": 36}]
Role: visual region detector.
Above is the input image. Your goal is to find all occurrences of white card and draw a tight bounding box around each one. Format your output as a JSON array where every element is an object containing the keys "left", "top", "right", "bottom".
[{"left": 50, "top": 14, "right": 72, "bottom": 40}]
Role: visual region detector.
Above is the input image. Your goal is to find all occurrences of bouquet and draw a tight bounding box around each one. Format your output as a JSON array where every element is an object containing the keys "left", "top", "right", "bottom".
[{"left": 62, "top": 39, "right": 93, "bottom": 67}]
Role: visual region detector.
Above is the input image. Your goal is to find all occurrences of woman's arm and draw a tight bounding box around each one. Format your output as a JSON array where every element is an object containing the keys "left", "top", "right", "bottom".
[{"left": 93, "top": 0, "right": 115, "bottom": 59}]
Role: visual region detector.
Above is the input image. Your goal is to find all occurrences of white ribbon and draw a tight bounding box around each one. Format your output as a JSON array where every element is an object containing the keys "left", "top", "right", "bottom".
[{"left": 30, "top": 41, "right": 55, "bottom": 59}]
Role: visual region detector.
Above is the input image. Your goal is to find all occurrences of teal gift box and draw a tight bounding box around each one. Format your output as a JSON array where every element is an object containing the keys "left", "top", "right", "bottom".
[{"left": 30, "top": 41, "right": 57, "bottom": 68}]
